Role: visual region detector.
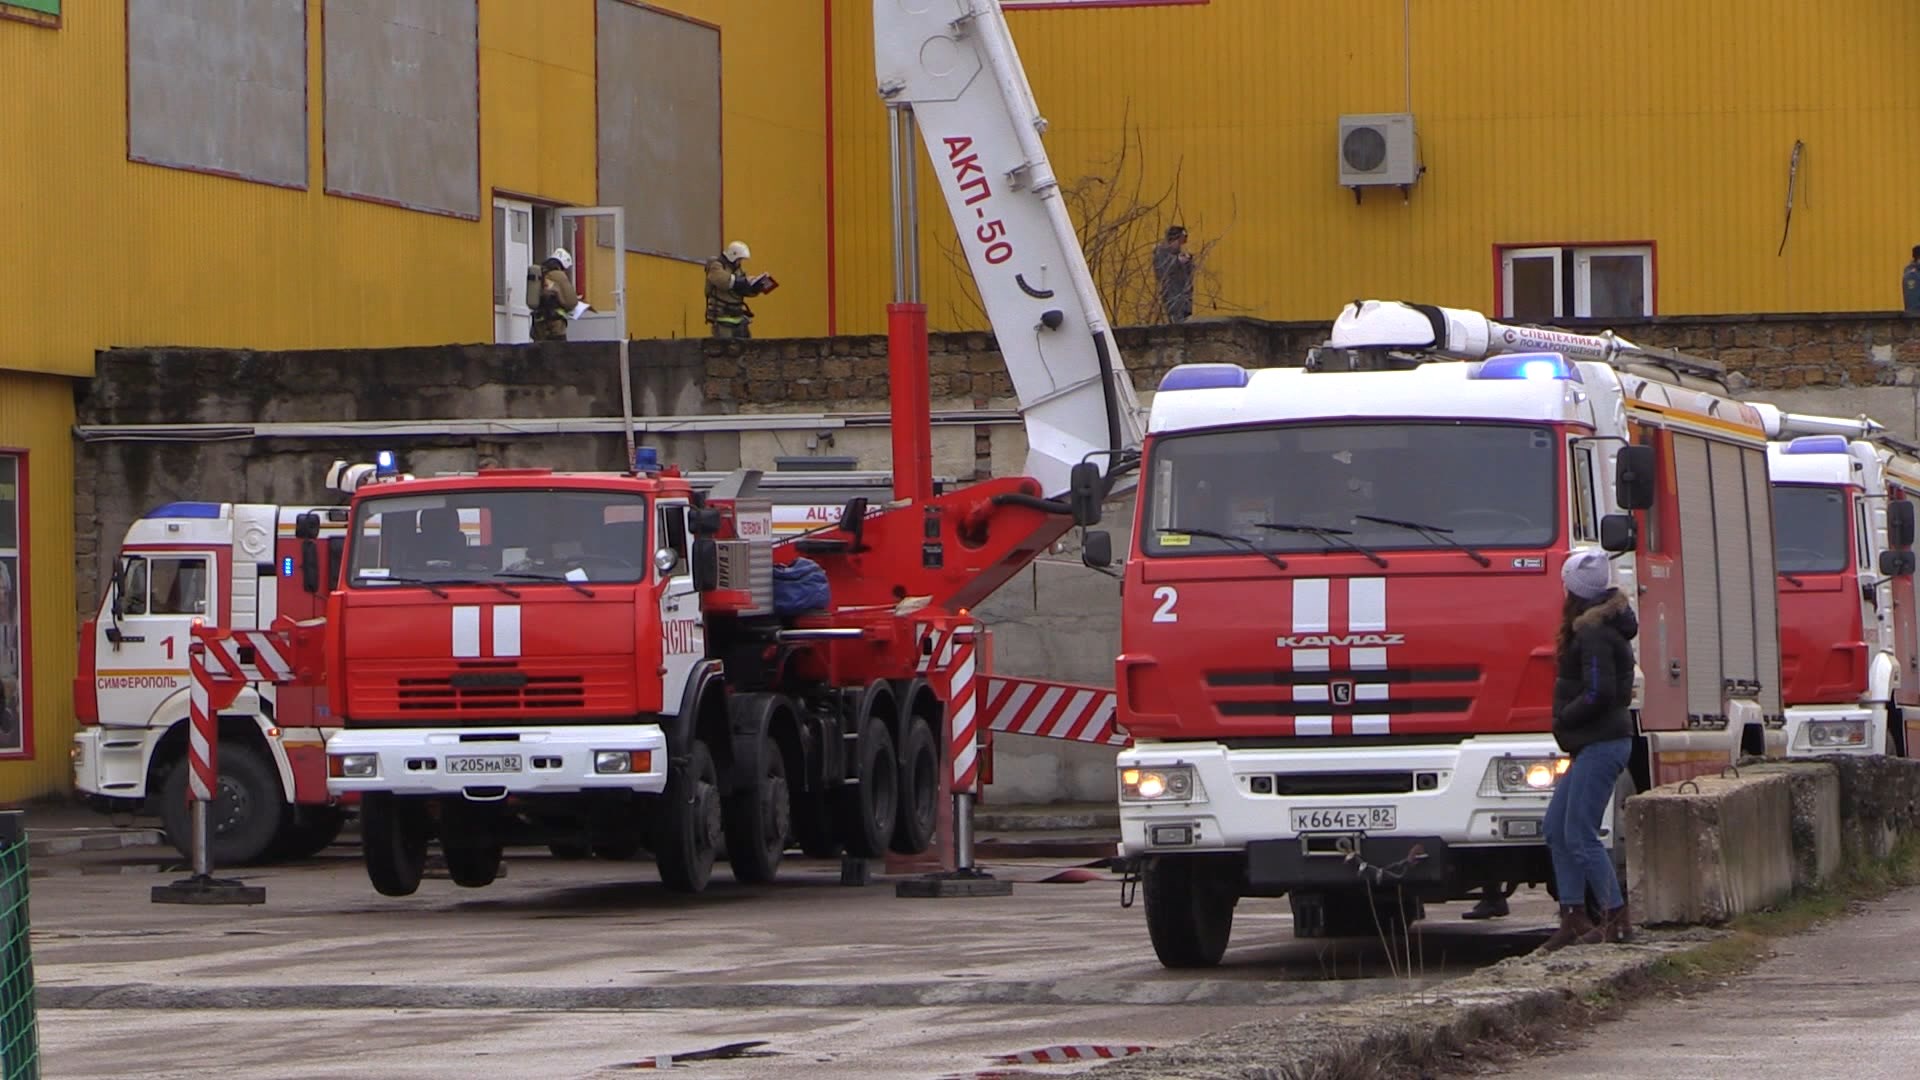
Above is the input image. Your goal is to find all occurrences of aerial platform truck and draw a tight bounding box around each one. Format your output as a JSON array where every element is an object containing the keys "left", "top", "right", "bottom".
[
  {"left": 172, "top": 0, "right": 1145, "bottom": 898},
  {"left": 1097, "top": 300, "right": 1789, "bottom": 967}
]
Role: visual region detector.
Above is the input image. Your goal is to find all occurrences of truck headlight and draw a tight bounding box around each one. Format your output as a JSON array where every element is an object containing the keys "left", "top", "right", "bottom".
[
  {"left": 329, "top": 753, "right": 379, "bottom": 779},
  {"left": 1809, "top": 720, "right": 1868, "bottom": 748},
  {"left": 1480, "top": 755, "right": 1569, "bottom": 796},
  {"left": 1120, "top": 765, "right": 1202, "bottom": 803},
  {"left": 595, "top": 750, "right": 652, "bottom": 774}
]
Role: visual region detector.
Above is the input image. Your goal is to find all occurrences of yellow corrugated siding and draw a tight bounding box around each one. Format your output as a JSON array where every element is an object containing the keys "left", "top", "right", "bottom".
[
  {"left": 0, "top": 373, "right": 77, "bottom": 801},
  {"left": 0, "top": 1, "right": 832, "bottom": 374},
  {"left": 829, "top": 0, "right": 1920, "bottom": 334}
]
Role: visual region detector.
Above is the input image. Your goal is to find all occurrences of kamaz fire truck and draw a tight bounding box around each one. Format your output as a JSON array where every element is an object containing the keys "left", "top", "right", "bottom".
[
  {"left": 318, "top": 0, "right": 1147, "bottom": 897},
  {"left": 1095, "top": 300, "right": 1785, "bottom": 968},
  {"left": 1758, "top": 407, "right": 1920, "bottom": 757}
]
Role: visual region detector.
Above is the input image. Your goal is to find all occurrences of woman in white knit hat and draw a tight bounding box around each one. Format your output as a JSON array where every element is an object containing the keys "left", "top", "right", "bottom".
[{"left": 1538, "top": 548, "right": 1637, "bottom": 952}]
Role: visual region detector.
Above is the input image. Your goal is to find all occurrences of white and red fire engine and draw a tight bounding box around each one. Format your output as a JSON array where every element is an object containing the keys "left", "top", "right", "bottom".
[
  {"left": 1097, "top": 300, "right": 1786, "bottom": 967},
  {"left": 1757, "top": 408, "right": 1920, "bottom": 757},
  {"left": 71, "top": 500, "right": 350, "bottom": 865},
  {"left": 307, "top": 0, "right": 1145, "bottom": 897}
]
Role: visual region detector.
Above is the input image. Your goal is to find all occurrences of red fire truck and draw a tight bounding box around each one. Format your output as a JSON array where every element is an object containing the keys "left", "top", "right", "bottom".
[
  {"left": 1758, "top": 407, "right": 1920, "bottom": 757},
  {"left": 318, "top": 0, "right": 1147, "bottom": 896},
  {"left": 1095, "top": 300, "right": 1785, "bottom": 967}
]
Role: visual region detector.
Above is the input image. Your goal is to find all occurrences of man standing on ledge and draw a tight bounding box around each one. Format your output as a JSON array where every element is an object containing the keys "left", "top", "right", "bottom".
[
  {"left": 1154, "top": 225, "right": 1195, "bottom": 324},
  {"left": 706, "top": 241, "right": 777, "bottom": 339},
  {"left": 1904, "top": 244, "right": 1920, "bottom": 315}
]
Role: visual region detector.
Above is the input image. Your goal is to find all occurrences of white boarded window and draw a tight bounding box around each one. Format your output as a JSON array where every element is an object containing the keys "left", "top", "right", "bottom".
[{"left": 597, "top": 0, "right": 722, "bottom": 261}]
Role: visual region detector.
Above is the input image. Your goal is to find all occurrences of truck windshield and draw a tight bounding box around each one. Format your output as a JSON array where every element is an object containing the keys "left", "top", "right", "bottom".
[
  {"left": 1142, "top": 422, "right": 1557, "bottom": 556},
  {"left": 348, "top": 489, "right": 653, "bottom": 587},
  {"left": 1771, "top": 484, "right": 1849, "bottom": 574}
]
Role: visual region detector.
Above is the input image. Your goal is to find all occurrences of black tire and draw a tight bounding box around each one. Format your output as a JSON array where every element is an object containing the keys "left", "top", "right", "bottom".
[
  {"left": 158, "top": 741, "right": 286, "bottom": 867},
  {"left": 724, "top": 735, "right": 791, "bottom": 885},
  {"left": 548, "top": 841, "right": 591, "bottom": 860},
  {"left": 360, "top": 793, "right": 430, "bottom": 897},
  {"left": 444, "top": 844, "right": 503, "bottom": 888},
  {"left": 654, "top": 740, "right": 723, "bottom": 894},
  {"left": 1143, "top": 856, "right": 1237, "bottom": 969},
  {"left": 272, "top": 806, "right": 345, "bottom": 861},
  {"left": 890, "top": 718, "right": 939, "bottom": 855},
  {"left": 835, "top": 722, "right": 898, "bottom": 858}
]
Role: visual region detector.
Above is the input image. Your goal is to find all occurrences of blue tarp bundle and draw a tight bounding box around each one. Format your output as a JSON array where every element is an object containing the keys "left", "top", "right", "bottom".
[{"left": 772, "top": 558, "right": 831, "bottom": 616}]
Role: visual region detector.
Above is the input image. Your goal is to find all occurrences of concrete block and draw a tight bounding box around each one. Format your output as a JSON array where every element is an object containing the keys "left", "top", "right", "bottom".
[
  {"left": 1742, "top": 763, "right": 1844, "bottom": 890},
  {"left": 1625, "top": 772, "right": 1795, "bottom": 926},
  {"left": 1796, "top": 755, "right": 1920, "bottom": 861}
]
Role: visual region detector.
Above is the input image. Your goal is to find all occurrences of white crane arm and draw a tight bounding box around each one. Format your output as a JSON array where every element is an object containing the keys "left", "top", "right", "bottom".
[{"left": 874, "top": 0, "right": 1146, "bottom": 498}]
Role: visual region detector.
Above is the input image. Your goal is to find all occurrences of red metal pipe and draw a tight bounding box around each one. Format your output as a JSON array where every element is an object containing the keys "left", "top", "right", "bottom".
[{"left": 888, "top": 302, "right": 934, "bottom": 505}]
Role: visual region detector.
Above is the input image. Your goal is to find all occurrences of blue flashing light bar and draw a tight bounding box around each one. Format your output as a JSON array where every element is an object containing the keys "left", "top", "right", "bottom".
[
  {"left": 374, "top": 450, "right": 398, "bottom": 477},
  {"left": 1474, "top": 353, "right": 1583, "bottom": 383},
  {"left": 144, "top": 501, "right": 222, "bottom": 519},
  {"left": 634, "top": 446, "right": 661, "bottom": 474},
  {"left": 1785, "top": 435, "right": 1851, "bottom": 455},
  {"left": 281, "top": 556, "right": 296, "bottom": 578},
  {"left": 1159, "top": 364, "right": 1252, "bottom": 392}
]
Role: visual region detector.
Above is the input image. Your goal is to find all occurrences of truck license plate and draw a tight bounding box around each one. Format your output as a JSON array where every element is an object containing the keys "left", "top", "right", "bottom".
[
  {"left": 447, "top": 754, "right": 522, "bottom": 775},
  {"left": 1291, "top": 806, "right": 1394, "bottom": 832}
]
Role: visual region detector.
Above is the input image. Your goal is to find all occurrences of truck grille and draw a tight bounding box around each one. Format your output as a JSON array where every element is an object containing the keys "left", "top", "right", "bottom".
[
  {"left": 396, "top": 667, "right": 586, "bottom": 712},
  {"left": 1206, "top": 665, "right": 1480, "bottom": 721},
  {"left": 346, "top": 657, "right": 634, "bottom": 719}
]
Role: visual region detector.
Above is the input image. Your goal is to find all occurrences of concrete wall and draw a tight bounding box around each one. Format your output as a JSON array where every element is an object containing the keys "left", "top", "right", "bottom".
[{"left": 73, "top": 312, "right": 1920, "bottom": 803}]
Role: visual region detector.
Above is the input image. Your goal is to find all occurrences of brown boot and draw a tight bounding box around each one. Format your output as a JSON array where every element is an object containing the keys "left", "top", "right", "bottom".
[
  {"left": 1603, "top": 901, "right": 1634, "bottom": 944},
  {"left": 1536, "top": 905, "right": 1604, "bottom": 954}
]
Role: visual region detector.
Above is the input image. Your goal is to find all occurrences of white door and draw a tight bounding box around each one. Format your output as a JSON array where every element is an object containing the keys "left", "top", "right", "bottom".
[
  {"left": 555, "top": 205, "right": 626, "bottom": 343},
  {"left": 96, "top": 551, "right": 218, "bottom": 727},
  {"left": 655, "top": 501, "right": 703, "bottom": 714},
  {"left": 494, "top": 198, "right": 534, "bottom": 344}
]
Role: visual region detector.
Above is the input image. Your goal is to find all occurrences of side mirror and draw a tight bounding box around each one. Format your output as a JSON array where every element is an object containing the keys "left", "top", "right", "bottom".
[
  {"left": 109, "top": 563, "right": 126, "bottom": 621},
  {"left": 1069, "top": 462, "right": 1104, "bottom": 527},
  {"left": 294, "top": 511, "right": 321, "bottom": 540},
  {"left": 1599, "top": 514, "right": 1638, "bottom": 554},
  {"left": 655, "top": 548, "right": 679, "bottom": 576},
  {"left": 1891, "top": 500, "right": 1917, "bottom": 550},
  {"left": 689, "top": 507, "right": 723, "bottom": 537},
  {"left": 300, "top": 539, "right": 321, "bottom": 593},
  {"left": 837, "top": 497, "right": 868, "bottom": 550},
  {"left": 1879, "top": 549, "right": 1917, "bottom": 578},
  {"left": 1081, "top": 529, "right": 1114, "bottom": 569},
  {"left": 691, "top": 538, "right": 719, "bottom": 592},
  {"left": 1614, "top": 445, "right": 1657, "bottom": 511}
]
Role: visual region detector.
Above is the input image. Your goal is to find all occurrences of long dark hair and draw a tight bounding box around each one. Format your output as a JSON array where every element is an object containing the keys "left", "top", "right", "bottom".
[{"left": 1555, "top": 592, "right": 1592, "bottom": 657}]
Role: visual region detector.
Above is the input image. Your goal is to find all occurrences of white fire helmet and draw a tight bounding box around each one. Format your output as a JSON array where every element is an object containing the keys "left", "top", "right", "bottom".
[
  {"left": 724, "top": 241, "right": 751, "bottom": 262},
  {"left": 549, "top": 247, "right": 574, "bottom": 272}
]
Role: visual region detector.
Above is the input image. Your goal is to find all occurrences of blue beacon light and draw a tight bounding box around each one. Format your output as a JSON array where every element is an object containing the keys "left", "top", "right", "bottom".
[
  {"left": 634, "top": 446, "right": 662, "bottom": 474},
  {"left": 374, "top": 450, "right": 398, "bottom": 476}
]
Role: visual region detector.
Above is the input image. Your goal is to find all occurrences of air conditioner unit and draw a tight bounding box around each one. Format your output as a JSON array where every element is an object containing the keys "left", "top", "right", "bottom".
[{"left": 1337, "top": 113, "right": 1421, "bottom": 194}]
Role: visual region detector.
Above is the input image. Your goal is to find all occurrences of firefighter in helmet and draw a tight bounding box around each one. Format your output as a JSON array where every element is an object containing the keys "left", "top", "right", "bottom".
[
  {"left": 527, "top": 247, "right": 578, "bottom": 343},
  {"left": 705, "top": 241, "right": 776, "bottom": 339}
]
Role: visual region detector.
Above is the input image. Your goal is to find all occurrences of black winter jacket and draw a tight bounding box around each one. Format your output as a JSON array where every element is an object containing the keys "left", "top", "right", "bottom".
[{"left": 1550, "top": 589, "right": 1639, "bottom": 755}]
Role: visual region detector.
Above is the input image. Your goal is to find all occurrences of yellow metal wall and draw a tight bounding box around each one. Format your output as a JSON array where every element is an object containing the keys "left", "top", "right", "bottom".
[
  {"left": 828, "top": 0, "right": 1920, "bottom": 334},
  {"left": 0, "top": 374, "right": 77, "bottom": 802}
]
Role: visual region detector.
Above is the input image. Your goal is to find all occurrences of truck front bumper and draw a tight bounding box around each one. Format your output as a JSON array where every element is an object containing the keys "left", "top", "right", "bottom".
[
  {"left": 1116, "top": 737, "right": 1605, "bottom": 889},
  {"left": 71, "top": 726, "right": 157, "bottom": 802},
  {"left": 325, "top": 725, "right": 669, "bottom": 799}
]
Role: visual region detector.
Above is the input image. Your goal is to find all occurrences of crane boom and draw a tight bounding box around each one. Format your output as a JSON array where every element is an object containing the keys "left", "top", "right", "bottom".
[
  {"left": 1328, "top": 299, "right": 1729, "bottom": 381},
  {"left": 874, "top": 0, "right": 1146, "bottom": 499}
]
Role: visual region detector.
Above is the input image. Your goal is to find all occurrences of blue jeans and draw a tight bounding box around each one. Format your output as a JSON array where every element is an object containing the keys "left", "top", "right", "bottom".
[{"left": 1543, "top": 737, "right": 1630, "bottom": 912}]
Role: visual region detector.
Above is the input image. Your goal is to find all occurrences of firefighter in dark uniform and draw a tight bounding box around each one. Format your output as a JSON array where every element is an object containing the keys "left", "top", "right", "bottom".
[
  {"left": 705, "top": 241, "right": 775, "bottom": 339},
  {"left": 527, "top": 247, "right": 578, "bottom": 343}
]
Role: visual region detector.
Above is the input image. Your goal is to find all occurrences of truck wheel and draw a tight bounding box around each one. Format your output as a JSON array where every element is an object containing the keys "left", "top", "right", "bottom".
[
  {"left": 1143, "top": 855, "right": 1237, "bottom": 969},
  {"left": 360, "top": 794, "right": 430, "bottom": 897},
  {"left": 835, "top": 722, "right": 898, "bottom": 858},
  {"left": 159, "top": 742, "right": 285, "bottom": 867},
  {"left": 724, "top": 736, "right": 791, "bottom": 885},
  {"left": 654, "top": 740, "right": 722, "bottom": 894},
  {"left": 444, "top": 844, "right": 503, "bottom": 888},
  {"left": 890, "top": 718, "right": 939, "bottom": 855},
  {"left": 272, "top": 806, "right": 345, "bottom": 861}
]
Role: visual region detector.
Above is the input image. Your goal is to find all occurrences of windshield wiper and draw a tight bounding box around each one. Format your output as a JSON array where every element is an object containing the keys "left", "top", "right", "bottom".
[
  {"left": 435, "top": 577, "right": 522, "bottom": 599},
  {"left": 497, "top": 571, "right": 597, "bottom": 598},
  {"left": 355, "top": 574, "right": 450, "bottom": 599},
  {"left": 1160, "top": 525, "right": 1288, "bottom": 571},
  {"left": 1353, "top": 513, "right": 1493, "bottom": 567},
  {"left": 1253, "top": 522, "right": 1389, "bottom": 568}
]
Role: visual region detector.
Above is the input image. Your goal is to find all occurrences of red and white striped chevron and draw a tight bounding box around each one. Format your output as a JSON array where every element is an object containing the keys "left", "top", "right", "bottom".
[
  {"left": 981, "top": 675, "right": 1125, "bottom": 746},
  {"left": 1276, "top": 576, "right": 1397, "bottom": 737},
  {"left": 990, "top": 1044, "right": 1152, "bottom": 1066},
  {"left": 186, "top": 646, "right": 217, "bottom": 802},
  {"left": 201, "top": 630, "right": 298, "bottom": 684}
]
